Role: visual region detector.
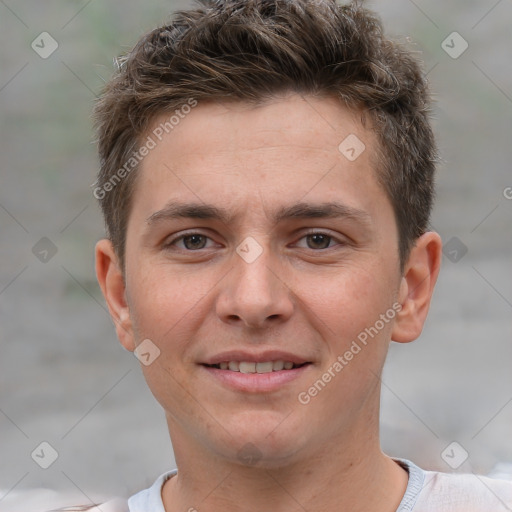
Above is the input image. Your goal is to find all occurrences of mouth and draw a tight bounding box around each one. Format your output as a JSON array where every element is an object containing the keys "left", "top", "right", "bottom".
[
  {"left": 200, "top": 359, "right": 313, "bottom": 393},
  {"left": 202, "top": 360, "right": 310, "bottom": 373}
]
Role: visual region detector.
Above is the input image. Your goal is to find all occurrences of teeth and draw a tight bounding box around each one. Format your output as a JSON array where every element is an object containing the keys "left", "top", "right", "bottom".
[
  {"left": 214, "top": 360, "right": 300, "bottom": 373},
  {"left": 239, "top": 362, "right": 256, "bottom": 374},
  {"left": 273, "top": 360, "right": 284, "bottom": 371},
  {"left": 256, "top": 361, "right": 273, "bottom": 373}
]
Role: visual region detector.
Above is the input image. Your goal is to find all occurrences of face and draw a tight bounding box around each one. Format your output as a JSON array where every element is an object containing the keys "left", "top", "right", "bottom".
[{"left": 99, "top": 94, "right": 420, "bottom": 467}]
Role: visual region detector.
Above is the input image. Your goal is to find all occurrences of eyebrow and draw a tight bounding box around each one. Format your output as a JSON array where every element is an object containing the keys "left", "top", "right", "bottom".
[{"left": 146, "top": 200, "right": 371, "bottom": 227}]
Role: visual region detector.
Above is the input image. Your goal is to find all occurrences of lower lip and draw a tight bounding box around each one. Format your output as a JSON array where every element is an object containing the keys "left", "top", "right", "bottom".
[{"left": 200, "top": 364, "right": 312, "bottom": 393}]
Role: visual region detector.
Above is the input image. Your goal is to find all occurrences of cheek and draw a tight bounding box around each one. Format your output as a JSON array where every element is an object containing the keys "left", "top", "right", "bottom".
[
  {"left": 303, "top": 263, "right": 396, "bottom": 340},
  {"left": 297, "top": 269, "right": 396, "bottom": 414},
  {"left": 125, "top": 266, "right": 202, "bottom": 353},
  {"left": 127, "top": 271, "right": 203, "bottom": 412}
]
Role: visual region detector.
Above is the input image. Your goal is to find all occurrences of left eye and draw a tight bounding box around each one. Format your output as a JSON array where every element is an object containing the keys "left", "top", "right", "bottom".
[{"left": 295, "top": 232, "right": 340, "bottom": 250}]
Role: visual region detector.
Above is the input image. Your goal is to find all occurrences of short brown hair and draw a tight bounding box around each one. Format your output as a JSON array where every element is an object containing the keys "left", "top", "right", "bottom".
[{"left": 93, "top": 0, "right": 437, "bottom": 273}]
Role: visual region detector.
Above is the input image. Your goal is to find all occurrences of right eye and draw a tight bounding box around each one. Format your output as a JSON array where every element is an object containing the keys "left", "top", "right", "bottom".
[{"left": 163, "top": 232, "right": 217, "bottom": 251}]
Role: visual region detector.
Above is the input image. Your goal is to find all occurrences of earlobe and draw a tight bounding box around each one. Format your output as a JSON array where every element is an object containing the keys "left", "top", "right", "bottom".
[
  {"left": 391, "top": 231, "right": 442, "bottom": 344},
  {"left": 95, "top": 239, "right": 136, "bottom": 352}
]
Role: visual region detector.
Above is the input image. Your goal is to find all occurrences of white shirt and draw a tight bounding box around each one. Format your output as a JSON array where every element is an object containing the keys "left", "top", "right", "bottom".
[
  {"left": 14, "top": 458, "right": 509, "bottom": 512},
  {"left": 126, "top": 458, "right": 512, "bottom": 511}
]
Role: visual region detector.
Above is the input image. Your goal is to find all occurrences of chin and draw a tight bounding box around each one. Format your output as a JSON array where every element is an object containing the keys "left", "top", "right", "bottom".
[{"left": 214, "top": 412, "right": 312, "bottom": 467}]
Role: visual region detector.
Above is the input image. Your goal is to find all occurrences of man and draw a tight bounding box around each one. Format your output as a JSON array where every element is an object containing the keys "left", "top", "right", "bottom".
[{"left": 90, "top": 0, "right": 511, "bottom": 510}]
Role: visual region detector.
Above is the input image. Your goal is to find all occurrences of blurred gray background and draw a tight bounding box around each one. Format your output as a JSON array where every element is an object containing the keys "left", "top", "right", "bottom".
[{"left": 1, "top": 0, "right": 511, "bottom": 507}]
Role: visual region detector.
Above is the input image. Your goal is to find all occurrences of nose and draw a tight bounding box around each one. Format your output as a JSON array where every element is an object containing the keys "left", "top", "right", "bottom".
[{"left": 215, "top": 239, "right": 294, "bottom": 330}]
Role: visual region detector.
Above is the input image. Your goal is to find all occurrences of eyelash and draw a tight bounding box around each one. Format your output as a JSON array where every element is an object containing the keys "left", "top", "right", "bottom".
[{"left": 163, "top": 230, "right": 345, "bottom": 252}]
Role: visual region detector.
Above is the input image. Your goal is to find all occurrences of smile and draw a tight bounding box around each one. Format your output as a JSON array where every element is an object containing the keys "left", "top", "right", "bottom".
[
  {"left": 204, "top": 361, "right": 307, "bottom": 373},
  {"left": 201, "top": 361, "right": 312, "bottom": 393}
]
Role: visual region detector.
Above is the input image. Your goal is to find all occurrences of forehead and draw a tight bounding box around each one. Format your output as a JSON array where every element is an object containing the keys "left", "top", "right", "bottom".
[
  {"left": 147, "top": 95, "right": 375, "bottom": 161},
  {"left": 129, "top": 94, "right": 388, "bottom": 229}
]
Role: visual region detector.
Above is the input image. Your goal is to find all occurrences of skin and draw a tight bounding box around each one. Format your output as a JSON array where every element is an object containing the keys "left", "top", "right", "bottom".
[{"left": 96, "top": 93, "right": 442, "bottom": 512}]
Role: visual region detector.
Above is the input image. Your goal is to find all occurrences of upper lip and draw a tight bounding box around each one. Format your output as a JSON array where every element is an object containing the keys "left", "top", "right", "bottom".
[{"left": 201, "top": 350, "right": 311, "bottom": 365}]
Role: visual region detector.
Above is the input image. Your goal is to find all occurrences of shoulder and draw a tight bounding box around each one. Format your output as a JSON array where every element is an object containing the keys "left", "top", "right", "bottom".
[
  {"left": 127, "top": 469, "right": 177, "bottom": 512},
  {"left": 54, "top": 500, "right": 129, "bottom": 512},
  {"left": 0, "top": 489, "right": 128, "bottom": 512},
  {"left": 394, "top": 458, "right": 512, "bottom": 511},
  {"left": 54, "top": 501, "right": 129, "bottom": 512},
  {"left": 417, "top": 469, "right": 512, "bottom": 511}
]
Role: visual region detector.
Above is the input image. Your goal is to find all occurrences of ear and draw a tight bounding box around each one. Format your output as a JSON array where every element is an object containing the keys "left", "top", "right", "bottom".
[
  {"left": 95, "top": 239, "right": 135, "bottom": 352},
  {"left": 391, "top": 231, "right": 442, "bottom": 343}
]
